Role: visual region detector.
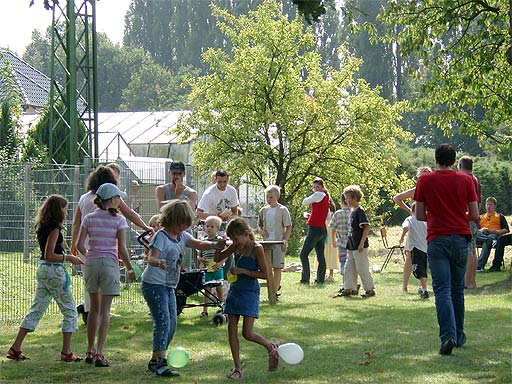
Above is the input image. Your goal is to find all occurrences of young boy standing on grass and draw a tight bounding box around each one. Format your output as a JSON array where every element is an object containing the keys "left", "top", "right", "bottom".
[
  {"left": 329, "top": 193, "right": 352, "bottom": 293},
  {"left": 258, "top": 185, "right": 292, "bottom": 295},
  {"left": 402, "top": 203, "right": 429, "bottom": 299},
  {"left": 340, "top": 185, "right": 375, "bottom": 298}
]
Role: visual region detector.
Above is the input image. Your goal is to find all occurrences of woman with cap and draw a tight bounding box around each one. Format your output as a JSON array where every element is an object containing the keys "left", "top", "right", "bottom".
[
  {"left": 77, "top": 183, "right": 136, "bottom": 368},
  {"left": 155, "top": 161, "right": 198, "bottom": 211}
]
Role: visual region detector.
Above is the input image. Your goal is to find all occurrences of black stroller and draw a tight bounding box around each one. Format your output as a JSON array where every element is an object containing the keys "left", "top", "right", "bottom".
[{"left": 138, "top": 231, "right": 227, "bottom": 326}]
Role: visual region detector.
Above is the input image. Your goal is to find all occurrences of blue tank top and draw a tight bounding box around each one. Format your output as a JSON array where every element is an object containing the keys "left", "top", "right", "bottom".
[{"left": 231, "top": 247, "right": 259, "bottom": 291}]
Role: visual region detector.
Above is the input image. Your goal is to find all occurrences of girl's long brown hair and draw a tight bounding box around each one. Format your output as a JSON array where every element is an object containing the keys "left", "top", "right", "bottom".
[{"left": 35, "top": 195, "right": 68, "bottom": 232}]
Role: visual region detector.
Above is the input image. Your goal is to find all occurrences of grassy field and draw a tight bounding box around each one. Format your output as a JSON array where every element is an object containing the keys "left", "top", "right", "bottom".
[{"left": 1, "top": 227, "right": 511, "bottom": 383}]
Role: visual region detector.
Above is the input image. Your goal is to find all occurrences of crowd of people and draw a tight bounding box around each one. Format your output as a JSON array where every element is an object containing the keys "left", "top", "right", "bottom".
[{"left": 5, "top": 145, "right": 511, "bottom": 377}]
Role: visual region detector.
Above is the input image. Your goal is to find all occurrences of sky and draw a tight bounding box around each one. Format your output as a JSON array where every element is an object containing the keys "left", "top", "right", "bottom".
[{"left": 0, "top": 0, "right": 131, "bottom": 56}]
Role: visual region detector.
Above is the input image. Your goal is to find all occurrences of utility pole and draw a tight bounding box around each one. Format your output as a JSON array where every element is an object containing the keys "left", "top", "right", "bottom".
[{"left": 46, "top": 0, "right": 98, "bottom": 164}]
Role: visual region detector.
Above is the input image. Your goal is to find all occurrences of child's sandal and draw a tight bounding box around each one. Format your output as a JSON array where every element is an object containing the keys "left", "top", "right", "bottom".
[
  {"left": 60, "top": 352, "right": 82, "bottom": 362},
  {"left": 85, "top": 351, "right": 96, "bottom": 364},
  {"left": 6, "top": 348, "right": 30, "bottom": 361},
  {"left": 227, "top": 367, "right": 244, "bottom": 380}
]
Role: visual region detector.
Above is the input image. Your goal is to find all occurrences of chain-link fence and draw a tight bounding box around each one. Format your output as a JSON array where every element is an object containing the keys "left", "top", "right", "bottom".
[{"left": 0, "top": 159, "right": 264, "bottom": 324}]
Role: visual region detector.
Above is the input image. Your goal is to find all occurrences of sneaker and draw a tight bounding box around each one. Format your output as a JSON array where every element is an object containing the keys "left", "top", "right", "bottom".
[
  {"left": 361, "top": 289, "right": 376, "bottom": 298},
  {"left": 439, "top": 339, "right": 455, "bottom": 355},
  {"left": 85, "top": 351, "right": 96, "bottom": 364},
  {"left": 420, "top": 291, "right": 429, "bottom": 299},
  {"left": 268, "top": 343, "right": 279, "bottom": 371},
  {"left": 488, "top": 266, "right": 501, "bottom": 272},
  {"left": 94, "top": 354, "right": 110, "bottom": 367},
  {"left": 417, "top": 286, "right": 422, "bottom": 294},
  {"left": 200, "top": 311, "right": 208, "bottom": 318},
  {"left": 148, "top": 359, "right": 158, "bottom": 372},
  {"left": 476, "top": 268, "right": 483, "bottom": 272}
]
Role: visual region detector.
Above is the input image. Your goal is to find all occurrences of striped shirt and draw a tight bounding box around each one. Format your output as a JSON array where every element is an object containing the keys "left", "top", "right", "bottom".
[
  {"left": 81, "top": 209, "right": 129, "bottom": 261},
  {"left": 328, "top": 207, "right": 351, "bottom": 247}
]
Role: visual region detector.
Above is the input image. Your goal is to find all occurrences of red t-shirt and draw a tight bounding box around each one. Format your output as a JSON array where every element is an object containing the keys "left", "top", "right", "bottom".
[
  {"left": 414, "top": 170, "right": 477, "bottom": 242},
  {"left": 307, "top": 194, "right": 330, "bottom": 227}
]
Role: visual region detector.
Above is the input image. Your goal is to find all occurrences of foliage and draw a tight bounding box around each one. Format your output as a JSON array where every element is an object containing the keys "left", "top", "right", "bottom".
[
  {"left": 21, "top": 101, "right": 89, "bottom": 165},
  {"left": 120, "top": 64, "right": 199, "bottom": 111},
  {"left": 0, "top": 57, "right": 23, "bottom": 161},
  {"left": 177, "top": 0, "right": 410, "bottom": 239},
  {"left": 379, "top": 0, "right": 512, "bottom": 153}
]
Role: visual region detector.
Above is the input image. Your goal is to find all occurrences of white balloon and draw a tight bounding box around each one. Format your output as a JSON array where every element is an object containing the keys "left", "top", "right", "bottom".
[{"left": 277, "top": 343, "right": 304, "bottom": 365}]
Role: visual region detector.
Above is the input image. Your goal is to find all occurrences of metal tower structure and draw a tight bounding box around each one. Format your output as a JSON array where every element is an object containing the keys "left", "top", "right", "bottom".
[{"left": 47, "top": 0, "right": 98, "bottom": 164}]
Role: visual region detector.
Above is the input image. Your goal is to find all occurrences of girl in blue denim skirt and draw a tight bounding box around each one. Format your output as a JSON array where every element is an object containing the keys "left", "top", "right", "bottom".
[
  {"left": 141, "top": 199, "right": 225, "bottom": 377},
  {"left": 214, "top": 217, "right": 280, "bottom": 380}
]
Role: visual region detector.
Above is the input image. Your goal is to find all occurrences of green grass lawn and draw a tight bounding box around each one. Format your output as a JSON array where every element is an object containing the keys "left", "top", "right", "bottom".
[{"left": 1, "top": 251, "right": 511, "bottom": 384}]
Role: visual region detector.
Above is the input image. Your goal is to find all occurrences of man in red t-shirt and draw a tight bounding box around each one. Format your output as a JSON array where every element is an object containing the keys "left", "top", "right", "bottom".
[{"left": 414, "top": 144, "right": 479, "bottom": 356}]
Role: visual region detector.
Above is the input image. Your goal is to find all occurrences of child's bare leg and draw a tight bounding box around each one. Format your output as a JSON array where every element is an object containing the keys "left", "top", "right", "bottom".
[
  {"left": 62, "top": 332, "right": 72, "bottom": 355},
  {"left": 215, "top": 286, "right": 223, "bottom": 302},
  {"left": 420, "top": 277, "right": 427, "bottom": 290},
  {"left": 95, "top": 295, "right": 114, "bottom": 356},
  {"left": 402, "top": 250, "right": 412, "bottom": 291},
  {"left": 241, "top": 316, "right": 272, "bottom": 352},
  {"left": 228, "top": 314, "right": 242, "bottom": 369},
  {"left": 86, "top": 292, "right": 100, "bottom": 353},
  {"left": 202, "top": 287, "right": 211, "bottom": 314},
  {"left": 10, "top": 328, "right": 29, "bottom": 352},
  {"left": 465, "top": 249, "right": 477, "bottom": 288},
  {"left": 273, "top": 268, "right": 282, "bottom": 291}
]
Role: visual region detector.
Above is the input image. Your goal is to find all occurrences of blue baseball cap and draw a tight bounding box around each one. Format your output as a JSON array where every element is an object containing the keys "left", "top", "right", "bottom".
[{"left": 96, "top": 183, "right": 127, "bottom": 200}]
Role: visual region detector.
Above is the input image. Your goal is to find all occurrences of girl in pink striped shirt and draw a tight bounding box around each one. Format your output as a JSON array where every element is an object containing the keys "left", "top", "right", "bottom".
[{"left": 77, "top": 183, "right": 136, "bottom": 367}]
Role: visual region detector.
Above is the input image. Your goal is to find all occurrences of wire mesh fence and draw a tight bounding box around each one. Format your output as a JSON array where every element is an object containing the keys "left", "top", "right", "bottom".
[{"left": 0, "top": 159, "right": 266, "bottom": 324}]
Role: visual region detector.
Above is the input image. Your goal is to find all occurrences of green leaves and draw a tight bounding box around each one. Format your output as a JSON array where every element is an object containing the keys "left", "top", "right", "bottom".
[{"left": 177, "top": 0, "right": 409, "bottom": 226}]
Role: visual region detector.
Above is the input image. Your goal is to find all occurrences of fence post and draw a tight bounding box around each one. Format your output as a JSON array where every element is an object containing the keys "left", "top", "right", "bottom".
[{"left": 23, "top": 163, "right": 31, "bottom": 262}]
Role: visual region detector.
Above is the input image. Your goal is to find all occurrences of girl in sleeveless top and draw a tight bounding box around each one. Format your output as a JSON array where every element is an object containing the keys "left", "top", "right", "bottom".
[{"left": 214, "top": 217, "right": 280, "bottom": 380}]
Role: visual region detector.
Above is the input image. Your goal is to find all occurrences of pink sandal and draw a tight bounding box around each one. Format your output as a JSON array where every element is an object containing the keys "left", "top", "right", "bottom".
[
  {"left": 268, "top": 343, "right": 279, "bottom": 371},
  {"left": 60, "top": 352, "right": 82, "bottom": 362},
  {"left": 227, "top": 367, "right": 244, "bottom": 380},
  {"left": 6, "top": 348, "right": 30, "bottom": 361}
]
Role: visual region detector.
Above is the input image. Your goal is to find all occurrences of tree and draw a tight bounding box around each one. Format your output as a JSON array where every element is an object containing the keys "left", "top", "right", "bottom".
[
  {"left": 0, "top": 57, "right": 22, "bottom": 161},
  {"left": 120, "top": 64, "right": 198, "bottom": 111},
  {"left": 177, "top": 0, "right": 410, "bottom": 225},
  {"left": 379, "top": 0, "right": 512, "bottom": 154}
]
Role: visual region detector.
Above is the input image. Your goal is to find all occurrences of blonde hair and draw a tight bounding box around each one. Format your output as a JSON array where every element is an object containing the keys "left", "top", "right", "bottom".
[
  {"left": 148, "top": 214, "right": 160, "bottom": 227},
  {"left": 159, "top": 199, "right": 194, "bottom": 229},
  {"left": 265, "top": 184, "right": 281, "bottom": 199},
  {"left": 226, "top": 217, "right": 256, "bottom": 242},
  {"left": 343, "top": 185, "right": 363, "bottom": 202},
  {"left": 204, "top": 215, "right": 222, "bottom": 230},
  {"left": 416, "top": 166, "right": 432, "bottom": 178}
]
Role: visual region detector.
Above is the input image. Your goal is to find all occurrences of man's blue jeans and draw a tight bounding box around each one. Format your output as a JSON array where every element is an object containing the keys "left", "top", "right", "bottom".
[
  {"left": 142, "top": 282, "right": 177, "bottom": 352},
  {"left": 428, "top": 235, "right": 468, "bottom": 346},
  {"left": 476, "top": 231, "right": 498, "bottom": 269},
  {"left": 299, "top": 226, "right": 327, "bottom": 283}
]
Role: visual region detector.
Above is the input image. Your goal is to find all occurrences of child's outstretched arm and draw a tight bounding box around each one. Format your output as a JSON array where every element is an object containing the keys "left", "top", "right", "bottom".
[{"left": 214, "top": 241, "right": 235, "bottom": 263}]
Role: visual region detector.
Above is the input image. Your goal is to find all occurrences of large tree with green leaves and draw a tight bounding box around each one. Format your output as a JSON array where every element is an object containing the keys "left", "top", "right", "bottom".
[
  {"left": 177, "top": 0, "right": 409, "bottom": 223},
  {"left": 0, "top": 57, "right": 23, "bottom": 162},
  {"left": 379, "top": 0, "right": 512, "bottom": 156}
]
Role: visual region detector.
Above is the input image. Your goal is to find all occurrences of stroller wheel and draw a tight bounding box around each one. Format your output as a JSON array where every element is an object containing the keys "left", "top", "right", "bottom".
[{"left": 212, "top": 313, "right": 226, "bottom": 326}]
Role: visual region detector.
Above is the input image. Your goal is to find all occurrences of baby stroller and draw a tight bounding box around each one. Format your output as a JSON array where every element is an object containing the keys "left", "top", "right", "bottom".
[{"left": 137, "top": 231, "right": 227, "bottom": 326}]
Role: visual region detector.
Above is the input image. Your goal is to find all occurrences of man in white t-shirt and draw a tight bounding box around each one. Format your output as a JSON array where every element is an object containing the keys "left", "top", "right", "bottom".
[{"left": 196, "top": 170, "right": 240, "bottom": 222}]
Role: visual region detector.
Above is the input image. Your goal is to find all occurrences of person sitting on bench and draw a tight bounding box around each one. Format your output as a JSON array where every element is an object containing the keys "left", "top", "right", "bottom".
[{"left": 476, "top": 197, "right": 509, "bottom": 272}]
